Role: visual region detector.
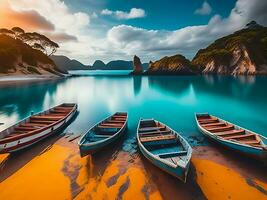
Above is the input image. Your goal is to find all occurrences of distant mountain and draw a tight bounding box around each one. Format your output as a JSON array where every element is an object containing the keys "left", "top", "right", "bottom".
[
  {"left": 145, "top": 54, "right": 197, "bottom": 75},
  {"left": 91, "top": 60, "right": 106, "bottom": 70},
  {"left": 90, "top": 59, "right": 148, "bottom": 70},
  {"left": 51, "top": 55, "right": 89, "bottom": 71},
  {"left": 0, "top": 34, "right": 65, "bottom": 76},
  {"left": 192, "top": 21, "right": 267, "bottom": 75}
]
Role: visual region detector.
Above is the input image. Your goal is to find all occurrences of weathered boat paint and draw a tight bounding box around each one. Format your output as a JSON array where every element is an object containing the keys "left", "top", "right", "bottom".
[
  {"left": 0, "top": 103, "right": 77, "bottom": 153},
  {"left": 137, "top": 119, "right": 192, "bottom": 182},
  {"left": 195, "top": 113, "right": 267, "bottom": 161},
  {"left": 78, "top": 112, "right": 128, "bottom": 156}
]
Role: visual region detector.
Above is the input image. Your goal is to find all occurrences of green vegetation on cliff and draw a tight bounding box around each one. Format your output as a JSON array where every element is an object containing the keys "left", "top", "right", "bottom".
[
  {"left": 0, "top": 27, "right": 64, "bottom": 75},
  {"left": 146, "top": 54, "right": 198, "bottom": 75},
  {"left": 192, "top": 23, "right": 267, "bottom": 69}
]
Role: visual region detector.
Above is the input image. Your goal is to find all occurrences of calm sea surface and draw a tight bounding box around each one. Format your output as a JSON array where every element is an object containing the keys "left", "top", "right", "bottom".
[{"left": 0, "top": 72, "right": 267, "bottom": 149}]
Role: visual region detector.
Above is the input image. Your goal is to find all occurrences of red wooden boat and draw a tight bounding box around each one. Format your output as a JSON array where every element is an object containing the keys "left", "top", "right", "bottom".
[{"left": 0, "top": 103, "right": 77, "bottom": 153}]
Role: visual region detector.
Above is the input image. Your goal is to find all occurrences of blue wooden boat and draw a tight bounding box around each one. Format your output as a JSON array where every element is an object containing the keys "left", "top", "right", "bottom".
[
  {"left": 78, "top": 112, "right": 128, "bottom": 157},
  {"left": 195, "top": 113, "right": 267, "bottom": 161},
  {"left": 137, "top": 119, "right": 192, "bottom": 182}
]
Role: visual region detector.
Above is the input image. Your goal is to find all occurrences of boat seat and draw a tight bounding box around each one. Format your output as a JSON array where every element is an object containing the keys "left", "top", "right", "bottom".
[
  {"left": 140, "top": 134, "right": 176, "bottom": 143},
  {"left": 157, "top": 151, "right": 187, "bottom": 158},
  {"left": 92, "top": 134, "right": 112, "bottom": 138},
  {"left": 15, "top": 127, "right": 38, "bottom": 131},
  {"left": 236, "top": 140, "right": 261, "bottom": 146},
  {"left": 139, "top": 130, "right": 171, "bottom": 136},
  {"left": 199, "top": 119, "right": 219, "bottom": 124},
  {"left": 223, "top": 133, "right": 256, "bottom": 140},
  {"left": 202, "top": 122, "right": 226, "bottom": 127},
  {"left": 29, "top": 119, "right": 55, "bottom": 124},
  {"left": 20, "top": 123, "right": 47, "bottom": 128},
  {"left": 139, "top": 126, "right": 165, "bottom": 132},
  {"left": 207, "top": 125, "right": 234, "bottom": 133},
  {"left": 31, "top": 116, "right": 62, "bottom": 120},
  {"left": 107, "top": 119, "right": 125, "bottom": 123},
  {"left": 98, "top": 125, "right": 121, "bottom": 129},
  {"left": 215, "top": 129, "right": 245, "bottom": 137}
]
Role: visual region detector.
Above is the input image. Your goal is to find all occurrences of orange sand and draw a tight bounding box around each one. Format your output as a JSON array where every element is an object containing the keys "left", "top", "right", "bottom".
[
  {"left": 192, "top": 157, "right": 267, "bottom": 200},
  {"left": 75, "top": 155, "right": 163, "bottom": 200},
  {"left": 0, "top": 144, "right": 72, "bottom": 200},
  {"left": 0, "top": 153, "right": 9, "bottom": 163}
]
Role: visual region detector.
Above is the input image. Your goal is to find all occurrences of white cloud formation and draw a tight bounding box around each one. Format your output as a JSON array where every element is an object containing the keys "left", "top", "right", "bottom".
[
  {"left": 107, "top": 0, "right": 267, "bottom": 61},
  {"left": 101, "top": 8, "right": 146, "bottom": 20},
  {"left": 195, "top": 1, "right": 212, "bottom": 15},
  {"left": 3, "top": 0, "right": 267, "bottom": 64}
]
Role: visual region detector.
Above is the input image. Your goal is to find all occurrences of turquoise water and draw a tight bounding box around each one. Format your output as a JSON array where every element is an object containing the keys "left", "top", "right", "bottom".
[
  {"left": 68, "top": 70, "right": 132, "bottom": 76},
  {"left": 0, "top": 75, "right": 266, "bottom": 148}
]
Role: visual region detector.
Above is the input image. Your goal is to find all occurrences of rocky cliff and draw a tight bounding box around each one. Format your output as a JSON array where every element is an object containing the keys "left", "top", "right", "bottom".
[
  {"left": 145, "top": 54, "right": 197, "bottom": 75},
  {"left": 192, "top": 22, "right": 267, "bottom": 75}
]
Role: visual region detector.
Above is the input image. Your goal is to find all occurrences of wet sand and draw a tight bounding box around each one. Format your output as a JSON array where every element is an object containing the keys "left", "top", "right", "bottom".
[{"left": 0, "top": 136, "right": 266, "bottom": 200}]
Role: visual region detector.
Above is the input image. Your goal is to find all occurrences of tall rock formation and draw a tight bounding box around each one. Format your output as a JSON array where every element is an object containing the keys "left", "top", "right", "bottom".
[{"left": 132, "top": 55, "right": 143, "bottom": 74}]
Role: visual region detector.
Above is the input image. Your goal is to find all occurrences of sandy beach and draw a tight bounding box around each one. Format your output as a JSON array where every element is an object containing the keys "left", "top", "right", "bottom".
[
  {"left": 0, "top": 134, "right": 266, "bottom": 200},
  {"left": 0, "top": 74, "right": 69, "bottom": 87}
]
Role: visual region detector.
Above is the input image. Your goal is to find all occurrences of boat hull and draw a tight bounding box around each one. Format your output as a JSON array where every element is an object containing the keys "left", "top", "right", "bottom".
[
  {"left": 195, "top": 114, "right": 267, "bottom": 161},
  {"left": 138, "top": 139, "right": 190, "bottom": 182},
  {"left": 0, "top": 104, "right": 77, "bottom": 153},
  {"left": 79, "top": 119, "right": 127, "bottom": 157}
]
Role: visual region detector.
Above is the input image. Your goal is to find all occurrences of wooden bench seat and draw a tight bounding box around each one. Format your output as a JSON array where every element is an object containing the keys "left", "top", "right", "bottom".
[
  {"left": 207, "top": 125, "right": 234, "bottom": 133},
  {"left": 215, "top": 129, "right": 245, "bottom": 137},
  {"left": 107, "top": 119, "right": 125, "bottom": 123},
  {"left": 139, "top": 130, "right": 171, "bottom": 136},
  {"left": 31, "top": 116, "right": 62, "bottom": 120},
  {"left": 140, "top": 134, "right": 176, "bottom": 143},
  {"left": 15, "top": 127, "right": 38, "bottom": 131},
  {"left": 29, "top": 120, "right": 54, "bottom": 124},
  {"left": 202, "top": 122, "right": 226, "bottom": 127},
  {"left": 21, "top": 123, "right": 47, "bottom": 127},
  {"left": 223, "top": 133, "right": 256, "bottom": 140},
  {"left": 239, "top": 140, "right": 261, "bottom": 145},
  {"left": 139, "top": 126, "right": 165, "bottom": 132},
  {"left": 98, "top": 125, "right": 122, "bottom": 129},
  {"left": 199, "top": 119, "right": 219, "bottom": 124}
]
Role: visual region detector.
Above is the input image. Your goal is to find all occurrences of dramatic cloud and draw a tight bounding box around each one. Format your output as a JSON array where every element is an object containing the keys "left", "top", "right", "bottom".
[
  {"left": 101, "top": 8, "right": 146, "bottom": 20},
  {"left": 43, "top": 32, "right": 78, "bottom": 42},
  {"left": 0, "top": 2, "right": 54, "bottom": 31},
  {"left": 195, "top": 1, "right": 212, "bottom": 15},
  {"left": 107, "top": 0, "right": 267, "bottom": 61}
]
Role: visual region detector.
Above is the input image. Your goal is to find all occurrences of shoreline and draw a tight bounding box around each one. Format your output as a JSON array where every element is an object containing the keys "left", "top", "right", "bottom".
[{"left": 0, "top": 74, "right": 70, "bottom": 88}]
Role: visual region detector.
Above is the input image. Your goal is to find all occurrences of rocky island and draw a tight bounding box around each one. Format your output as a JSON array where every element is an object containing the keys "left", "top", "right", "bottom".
[
  {"left": 143, "top": 21, "right": 267, "bottom": 76},
  {"left": 145, "top": 54, "right": 197, "bottom": 75}
]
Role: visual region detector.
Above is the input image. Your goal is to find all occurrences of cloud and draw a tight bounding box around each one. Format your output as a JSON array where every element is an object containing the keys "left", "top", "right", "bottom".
[
  {"left": 101, "top": 8, "right": 146, "bottom": 19},
  {"left": 107, "top": 0, "right": 267, "bottom": 61},
  {"left": 0, "top": 2, "right": 54, "bottom": 31},
  {"left": 195, "top": 1, "right": 212, "bottom": 15},
  {"left": 43, "top": 32, "right": 78, "bottom": 42}
]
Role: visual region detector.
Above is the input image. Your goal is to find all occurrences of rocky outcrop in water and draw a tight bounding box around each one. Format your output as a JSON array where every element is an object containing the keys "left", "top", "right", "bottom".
[
  {"left": 145, "top": 54, "right": 197, "bottom": 75},
  {"left": 132, "top": 55, "right": 143, "bottom": 75},
  {"left": 192, "top": 21, "right": 267, "bottom": 75}
]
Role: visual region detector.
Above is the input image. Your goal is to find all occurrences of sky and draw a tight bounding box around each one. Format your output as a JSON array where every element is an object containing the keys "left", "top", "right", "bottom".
[{"left": 0, "top": 0, "right": 267, "bottom": 64}]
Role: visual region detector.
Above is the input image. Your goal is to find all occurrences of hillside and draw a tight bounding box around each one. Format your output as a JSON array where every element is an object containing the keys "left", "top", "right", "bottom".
[
  {"left": 51, "top": 55, "right": 89, "bottom": 71},
  {"left": 192, "top": 21, "right": 267, "bottom": 75},
  {"left": 145, "top": 54, "right": 197, "bottom": 75},
  {"left": 0, "top": 30, "right": 65, "bottom": 76}
]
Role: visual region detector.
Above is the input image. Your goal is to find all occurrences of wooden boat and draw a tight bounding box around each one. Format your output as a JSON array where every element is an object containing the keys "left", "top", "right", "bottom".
[
  {"left": 78, "top": 112, "right": 128, "bottom": 156},
  {"left": 195, "top": 113, "right": 267, "bottom": 161},
  {"left": 0, "top": 103, "right": 77, "bottom": 154},
  {"left": 137, "top": 119, "right": 192, "bottom": 182}
]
